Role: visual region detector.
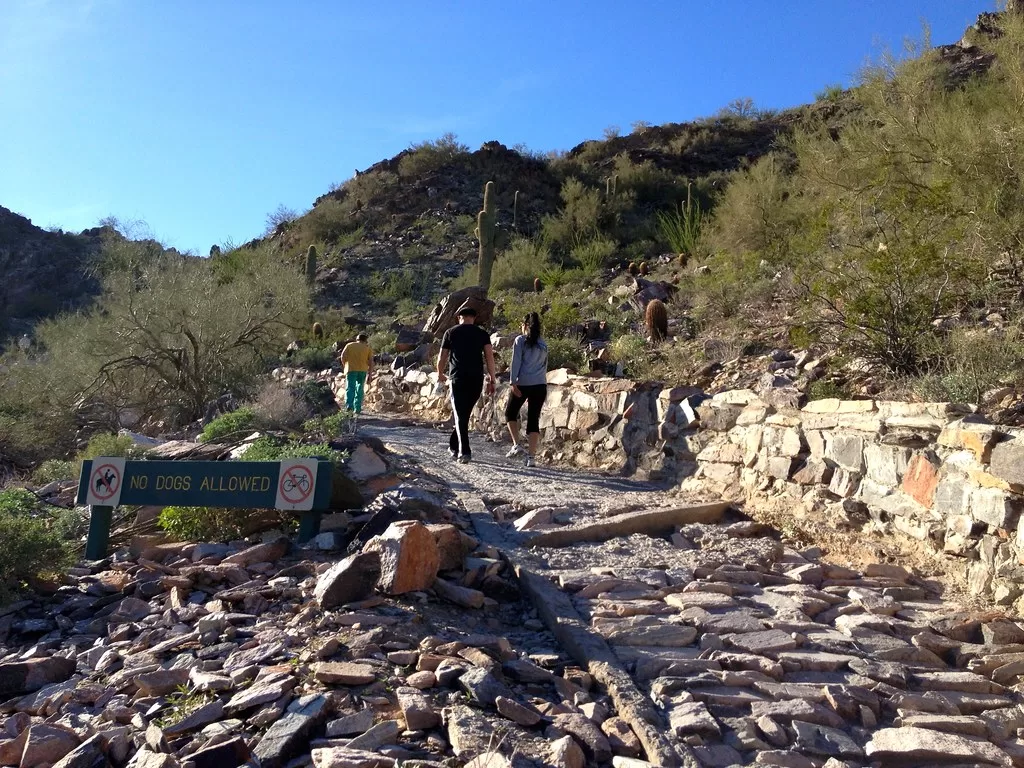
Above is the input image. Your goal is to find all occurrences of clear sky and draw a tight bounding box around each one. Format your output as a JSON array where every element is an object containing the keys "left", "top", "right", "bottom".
[{"left": 0, "top": 0, "right": 992, "bottom": 255}]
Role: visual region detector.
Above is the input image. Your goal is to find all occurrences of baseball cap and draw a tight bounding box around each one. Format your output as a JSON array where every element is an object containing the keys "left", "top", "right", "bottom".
[{"left": 456, "top": 304, "right": 478, "bottom": 317}]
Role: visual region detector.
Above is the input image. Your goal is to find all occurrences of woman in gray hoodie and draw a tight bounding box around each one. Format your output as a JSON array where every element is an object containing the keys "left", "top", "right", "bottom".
[{"left": 505, "top": 312, "right": 548, "bottom": 467}]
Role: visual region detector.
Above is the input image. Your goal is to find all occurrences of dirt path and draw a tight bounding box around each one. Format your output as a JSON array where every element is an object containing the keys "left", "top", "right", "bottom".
[{"left": 360, "top": 415, "right": 667, "bottom": 513}]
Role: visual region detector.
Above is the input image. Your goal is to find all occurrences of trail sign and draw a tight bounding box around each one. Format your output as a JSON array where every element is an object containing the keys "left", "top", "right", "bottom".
[
  {"left": 77, "top": 457, "right": 334, "bottom": 559},
  {"left": 84, "top": 458, "right": 125, "bottom": 506}
]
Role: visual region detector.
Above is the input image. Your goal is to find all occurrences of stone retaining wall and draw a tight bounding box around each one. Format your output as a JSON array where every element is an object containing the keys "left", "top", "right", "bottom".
[
  {"left": 680, "top": 390, "right": 1024, "bottom": 610},
  {"left": 363, "top": 367, "right": 704, "bottom": 478},
  {"left": 316, "top": 366, "right": 1024, "bottom": 608}
]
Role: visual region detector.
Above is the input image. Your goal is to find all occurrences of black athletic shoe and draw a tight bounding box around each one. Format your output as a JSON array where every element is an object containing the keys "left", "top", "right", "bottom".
[{"left": 458, "top": 454, "right": 471, "bottom": 464}]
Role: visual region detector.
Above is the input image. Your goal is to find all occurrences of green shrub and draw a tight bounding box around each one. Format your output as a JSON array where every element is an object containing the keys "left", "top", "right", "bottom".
[
  {"left": 909, "top": 328, "right": 1024, "bottom": 405},
  {"left": 397, "top": 133, "right": 470, "bottom": 178},
  {"left": 302, "top": 411, "right": 352, "bottom": 437},
  {"left": 806, "top": 379, "right": 851, "bottom": 401},
  {"left": 0, "top": 489, "right": 73, "bottom": 603},
  {"left": 374, "top": 267, "right": 432, "bottom": 303},
  {"left": 609, "top": 334, "right": 653, "bottom": 379},
  {"left": 367, "top": 330, "right": 397, "bottom": 354},
  {"left": 32, "top": 459, "right": 76, "bottom": 485},
  {"left": 545, "top": 337, "right": 587, "bottom": 372},
  {"left": 287, "top": 345, "right": 336, "bottom": 371},
  {"left": 571, "top": 238, "right": 617, "bottom": 276},
  {"left": 158, "top": 505, "right": 251, "bottom": 543},
  {"left": 237, "top": 437, "right": 345, "bottom": 464},
  {"left": 78, "top": 433, "right": 145, "bottom": 461},
  {"left": 199, "top": 407, "right": 258, "bottom": 443},
  {"left": 304, "top": 199, "right": 361, "bottom": 243}
]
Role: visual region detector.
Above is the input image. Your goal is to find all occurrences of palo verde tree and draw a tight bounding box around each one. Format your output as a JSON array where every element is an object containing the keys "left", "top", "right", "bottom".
[{"left": 14, "top": 242, "right": 310, "bottom": 431}]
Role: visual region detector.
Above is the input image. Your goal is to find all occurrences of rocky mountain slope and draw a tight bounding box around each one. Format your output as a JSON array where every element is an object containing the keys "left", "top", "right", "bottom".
[{"left": 0, "top": 207, "right": 107, "bottom": 339}]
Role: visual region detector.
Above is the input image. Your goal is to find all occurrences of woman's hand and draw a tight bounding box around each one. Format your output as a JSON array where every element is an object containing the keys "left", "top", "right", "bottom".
[{"left": 511, "top": 385, "right": 522, "bottom": 398}]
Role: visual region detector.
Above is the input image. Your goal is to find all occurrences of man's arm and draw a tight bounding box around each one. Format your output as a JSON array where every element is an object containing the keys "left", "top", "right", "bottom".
[
  {"left": 484, "top": 344, "right": 497, "bottom": 394},
  {"left": 436, "top": 348, "right": 450, "bottom": 382},
  {"left": 366, "top": 348, "right": 374, "bottom": 379}
]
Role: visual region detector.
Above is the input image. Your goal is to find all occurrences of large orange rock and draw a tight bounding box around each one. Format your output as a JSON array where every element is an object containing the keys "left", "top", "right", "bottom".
[
  {"left": 364, "top": 521, "right": 440, "bottom": 595},
  {"left": 903, "top": 452, "right": 941, "bottom": 508}
]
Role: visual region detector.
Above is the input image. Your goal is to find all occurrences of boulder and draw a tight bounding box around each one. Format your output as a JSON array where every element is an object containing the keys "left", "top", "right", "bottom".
[
  {"left": 364, "top": 521, "right": 440, "bottom": 595},
  {"left": 0, "top": 657, "right": 76, "bottom": 699},
  {"left": 314, "top": 551, "right": 382, "bottom": 608},
  {"left": 424, "top": 286, "right": 494, "bottom": 338}
]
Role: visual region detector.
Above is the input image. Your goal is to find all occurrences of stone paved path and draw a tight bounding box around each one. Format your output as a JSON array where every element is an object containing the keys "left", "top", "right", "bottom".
[{"left": 364, "top": 414, "right": 1024, "bottom": 768}]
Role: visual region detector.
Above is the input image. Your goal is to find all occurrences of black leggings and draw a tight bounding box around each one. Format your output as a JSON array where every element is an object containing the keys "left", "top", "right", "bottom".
[
  {"left": 449, "top": 376, "right": 484, "bottom": 457},
  {"left": 505, "top": 384, "right": 547, "bottom": 434}
]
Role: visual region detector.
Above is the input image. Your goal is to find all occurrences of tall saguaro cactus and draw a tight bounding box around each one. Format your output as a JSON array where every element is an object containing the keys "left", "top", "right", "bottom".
[
  {"left": 476, "top": 181, "right": 497, "bottom": 293},
  {"left": 305, "top": 245, "right": 317, "bottom": 284}
]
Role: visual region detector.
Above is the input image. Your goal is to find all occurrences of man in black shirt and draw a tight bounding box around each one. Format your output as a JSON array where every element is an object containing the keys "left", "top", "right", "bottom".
[{"left": 436, "top": 305, "right": 496, "bottom": 463}]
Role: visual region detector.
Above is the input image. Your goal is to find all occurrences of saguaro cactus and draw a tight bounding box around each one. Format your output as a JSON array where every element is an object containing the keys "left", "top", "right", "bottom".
[
  {"left": 476, "top": 181, "right": 497, "bottom": 292},
  {"left": 305, "top": 245, "right": 317, "bottom": 284},
  {"left": 646, "top": 299, "right": 669, "bottom": 344}
]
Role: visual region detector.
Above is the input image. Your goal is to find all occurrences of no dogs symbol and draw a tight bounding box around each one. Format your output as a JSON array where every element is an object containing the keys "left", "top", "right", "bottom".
[{"left": 275, "top": 459, "right": 318, "bottom": 511}]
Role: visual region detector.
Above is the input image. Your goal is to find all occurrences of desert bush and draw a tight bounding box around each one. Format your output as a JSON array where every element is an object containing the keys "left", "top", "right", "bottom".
[
  {"left": 304, "top": 199, "right": 361, "bottom": 243},
  {"left": 302, "top": 411, "right": 352, "bottom": 438},
  {"left": 14, "top": 243, "right": 309, "bottom": 429},
  {"left": 571, "top": 239, "right": 617, "bottom": 276},
  {"left": 293, "top": 380, "right": 338, "bottom": 417},
  {"left": 252, "top": 381, "right": 311, "bottom": 430},
  {"left": 397, "top": 133, "right": 470, "bottom": 178},
  {"left": 265, "top": 204, "right": 299, "bottom": 235},
  {"left": 490, "top": 239, "right": 554, "bottom": 291},
  {"left": 78, "top": 433, "right": 146, "bottom": 461},
  {"left": 806, "top": 379, "right": 852, "bottom": 401},
  {"left": 0, "top": 489, "right": 73, "bottom": 603},
  {"left": 199, "top": 407, "right": 258, "bottom": 443},
  {"left": 158, "top": 505, "right": 251, "bottom": 543},
  {"left": 910, "top": 327, "right": 1024, "bottom": 405},
  {"left": 367, "top": 330, "right": 397, "bottom": 354},
  {"left": 609, "top": 334, "right": 654, "bottom": 379},
  {"left": 32, "top": 460, "right": 76, "bottom": 485},
  {"left": 374, "top": 267, "right": 433, "bottom": 303},
  {"left": 612, "top": 154, "right": 676, "bottom": 204},
  {"left": 288, "top": 345, "right": 336, "bottom": 371},
  {"left": 541, "top": 179, "right": 604, "bottom": 253},
  {"left": 237, "top": 437, "right": 344, "bottom": 464},
  {"left": 545, "top": 337, "right": 587, "bottom": 372}
]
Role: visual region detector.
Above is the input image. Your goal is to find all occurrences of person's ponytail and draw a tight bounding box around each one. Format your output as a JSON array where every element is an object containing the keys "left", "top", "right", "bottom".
[{"left": 524, "top": 312, "right": 541, "bottom": 347}]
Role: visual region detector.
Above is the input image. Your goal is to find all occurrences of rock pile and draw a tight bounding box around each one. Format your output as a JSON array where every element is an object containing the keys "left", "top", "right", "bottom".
[{"left": 490, "top": 498, "right": 1024, "bottom": 767}]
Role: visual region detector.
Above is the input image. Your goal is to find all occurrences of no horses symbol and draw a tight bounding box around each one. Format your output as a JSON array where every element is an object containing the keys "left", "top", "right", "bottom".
[{"left": 84, "top": 457, "right": 126, "bottom": 507}]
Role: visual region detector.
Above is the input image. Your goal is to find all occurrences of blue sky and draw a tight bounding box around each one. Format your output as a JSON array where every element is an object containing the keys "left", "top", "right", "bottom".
[{"left": 0, "top": 0, "right": 991, "bottom": 254}]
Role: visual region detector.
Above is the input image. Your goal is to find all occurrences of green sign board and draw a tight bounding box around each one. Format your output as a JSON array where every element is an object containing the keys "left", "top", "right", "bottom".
[{"left": 77, "top": 457, "right": 334, "bottom": 559}]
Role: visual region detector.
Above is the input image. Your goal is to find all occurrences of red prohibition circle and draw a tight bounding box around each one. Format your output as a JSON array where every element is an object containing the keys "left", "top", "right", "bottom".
[
  {"left": 91, "top": 463, "right": 121, "bottom": 501},
  {"left": 278, "top": 464, "right": 314, "bottom": 504}
]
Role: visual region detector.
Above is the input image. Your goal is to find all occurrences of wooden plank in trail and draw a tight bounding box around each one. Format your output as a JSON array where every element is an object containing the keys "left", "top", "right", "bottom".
[
  {"left": 459, "top": 493, "right": 697, "bottom": 768},
  {"left": 524, "top": 502, "right": 730, "bottom": 548}
]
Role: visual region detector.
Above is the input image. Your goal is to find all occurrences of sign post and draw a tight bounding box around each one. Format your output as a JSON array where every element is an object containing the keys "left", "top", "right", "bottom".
[{"left": 76, "top": 457, "right": 335, "bottom": 559}]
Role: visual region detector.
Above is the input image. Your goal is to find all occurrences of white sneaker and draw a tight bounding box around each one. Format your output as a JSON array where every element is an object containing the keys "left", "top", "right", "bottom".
[
  {"left": 524, "top": 455, "right": 535, "bottom": 468},
  {"left": 506, "top": 444, "right": 524, "bottom": 458}
]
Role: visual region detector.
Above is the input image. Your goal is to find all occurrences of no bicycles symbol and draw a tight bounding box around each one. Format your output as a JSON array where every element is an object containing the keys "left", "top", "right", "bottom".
[
  {"left": 85, "top": 457, "right": 125, "bottom": 507},
  {"left": 275, "top": 459, "right": 319, "bottom": 511}
]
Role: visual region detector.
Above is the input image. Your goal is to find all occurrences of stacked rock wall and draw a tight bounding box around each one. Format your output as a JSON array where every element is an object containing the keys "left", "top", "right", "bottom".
[
  {"left": 364, "top": 367, "right": 706, "bottom": 479},
  {"left": 683, "top": 391, "right": 1024, "bottom": 608}
]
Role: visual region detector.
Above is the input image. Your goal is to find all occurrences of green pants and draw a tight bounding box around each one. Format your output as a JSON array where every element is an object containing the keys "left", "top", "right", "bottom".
[{"left": 346, "top": 371, "right": 367, "bottom": 413}]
